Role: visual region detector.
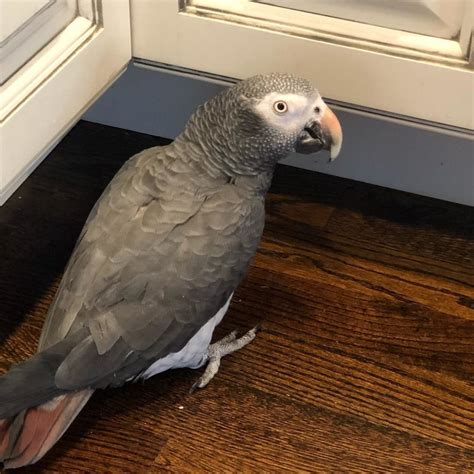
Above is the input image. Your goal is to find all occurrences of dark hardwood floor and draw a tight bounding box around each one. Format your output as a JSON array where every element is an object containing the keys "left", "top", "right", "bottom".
[{"left": 1, "top": 121, "right": 473, "bottom": 472}]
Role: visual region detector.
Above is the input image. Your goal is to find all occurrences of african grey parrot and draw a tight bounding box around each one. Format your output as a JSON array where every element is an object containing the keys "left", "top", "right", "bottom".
[{"left": 0, "top": 73, "right": 342, "bottom": 468}]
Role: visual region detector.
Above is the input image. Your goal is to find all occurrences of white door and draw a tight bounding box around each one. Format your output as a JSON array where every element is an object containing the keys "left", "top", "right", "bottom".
[
  {"left": 131, "top": 0, "right": 473, "bottom": 132},
  {"left": 0, "top": 0, "right": 131, "bottom": 204}
]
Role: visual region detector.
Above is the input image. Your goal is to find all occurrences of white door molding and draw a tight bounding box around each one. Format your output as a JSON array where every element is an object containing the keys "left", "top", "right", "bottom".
[
  {"left": 131, "top": 0, "right": 474, "bottom": 131},
  {"left": 0, "top": 0, "right": 131, "bottom": 205}
]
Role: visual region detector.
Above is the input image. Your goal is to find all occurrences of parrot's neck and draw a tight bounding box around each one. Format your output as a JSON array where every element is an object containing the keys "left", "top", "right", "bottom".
[
  {"left": 172, "top": 132, "right": 274, "bottom": 196},
  {"left": 174, "top": 89, "right": 290, "bottom": 184}
]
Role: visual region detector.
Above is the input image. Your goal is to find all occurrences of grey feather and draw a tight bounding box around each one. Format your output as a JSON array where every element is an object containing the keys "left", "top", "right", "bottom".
[{"left": 88, "top": 312, "right": 122, "bottom": 355}]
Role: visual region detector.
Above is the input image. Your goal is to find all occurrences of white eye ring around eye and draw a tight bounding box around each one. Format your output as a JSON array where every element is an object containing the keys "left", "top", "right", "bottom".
[{"left": 273, "top": 100, "right": 288, "bottom": 114}]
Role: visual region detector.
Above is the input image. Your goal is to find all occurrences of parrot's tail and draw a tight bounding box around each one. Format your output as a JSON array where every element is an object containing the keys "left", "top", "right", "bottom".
[
  {"left": 0, "top": 390, "right": 93, "bottom": 469},
  {"left": 0, "top": 332, "right": 94, "bottom": 468}
]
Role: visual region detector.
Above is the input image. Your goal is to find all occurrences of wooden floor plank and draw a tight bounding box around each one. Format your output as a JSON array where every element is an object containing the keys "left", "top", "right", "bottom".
[
  {"left": 1, "top": 121, "right": 473, "bottom": 472},
  {"left": 153, "top": 383, "right": 474, "bottom": 473},
  {"left": 232, "top": 266, "right": 474, "bottom": 379}
]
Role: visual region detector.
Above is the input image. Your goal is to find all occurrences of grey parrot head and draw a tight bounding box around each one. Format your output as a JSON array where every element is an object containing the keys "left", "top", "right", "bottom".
[{"left": 182, "top": 73, "right": 342, "bottom": 175}]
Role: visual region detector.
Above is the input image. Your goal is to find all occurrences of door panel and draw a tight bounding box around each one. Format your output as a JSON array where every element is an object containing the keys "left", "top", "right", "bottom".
[
  {"left": 0, "top": 0, "right": 131, "bottom": 204},
  {"left": 131, "top": 0, "right": 473, "bottom": 131},
  {"left": 0, "top": 0, "right": 78, "bottom": 84},
  {"left": 259, "top": 0, "right": 466, "bottom": 39},
  {"left": 1, "top": 0, "right": 50, "bottom": 40}
]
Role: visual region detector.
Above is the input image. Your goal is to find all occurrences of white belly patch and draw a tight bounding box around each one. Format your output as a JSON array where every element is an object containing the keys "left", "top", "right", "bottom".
[{"left": 140, "top": 295, "right": 232, "bottom": 380}]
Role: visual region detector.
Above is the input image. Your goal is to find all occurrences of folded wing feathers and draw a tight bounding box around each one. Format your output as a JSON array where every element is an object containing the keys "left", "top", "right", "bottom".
[{"left": 25, "top": 143, "right": 265, "bottom": 395}]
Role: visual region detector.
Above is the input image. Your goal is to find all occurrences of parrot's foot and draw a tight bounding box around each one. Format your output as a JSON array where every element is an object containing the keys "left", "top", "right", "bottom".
[{"left": 189, "top": 325, "right": 260, "bottom": 394}]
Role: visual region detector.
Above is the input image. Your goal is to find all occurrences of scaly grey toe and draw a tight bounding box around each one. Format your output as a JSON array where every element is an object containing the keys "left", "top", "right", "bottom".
[{"left": 189, "top": 325, "right": 259, "bottom": 393}]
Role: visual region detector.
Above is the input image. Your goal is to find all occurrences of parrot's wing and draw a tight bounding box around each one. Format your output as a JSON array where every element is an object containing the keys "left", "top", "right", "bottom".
[
  {"left": 38, "top": 147, "right": 264, "bottom": 390},
  {"left": 38, "top": 146, "right": 162, "bottom": 351}
]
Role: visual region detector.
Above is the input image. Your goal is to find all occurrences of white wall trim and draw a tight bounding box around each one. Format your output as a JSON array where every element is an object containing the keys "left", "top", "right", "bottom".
[
  {"left": 0, "top": 65, "right": 128, "bottom": 205},
  {"left": 0, "top": 0, "right": 131, "bottom": 205},
  {"left": 131, "top": 0, "right": 474, "bottom": 130}
]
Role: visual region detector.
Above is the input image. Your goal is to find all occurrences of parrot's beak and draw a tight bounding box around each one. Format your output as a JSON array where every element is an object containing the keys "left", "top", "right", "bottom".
[{"left": 295, "top": 103, "right": 342, "bottom": 161}]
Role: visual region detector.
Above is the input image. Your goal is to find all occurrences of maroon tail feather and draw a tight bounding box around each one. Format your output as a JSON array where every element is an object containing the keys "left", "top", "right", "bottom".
[
  {"left": 0, "top": 389, "right": 93, "bottom": 469},
  {"left": 0, "top": 418, "right": 14, "bottom": 454}
]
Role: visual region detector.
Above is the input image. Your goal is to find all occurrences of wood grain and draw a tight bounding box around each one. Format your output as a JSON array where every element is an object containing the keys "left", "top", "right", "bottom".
[{"left": 0, "top": 121, "right": 473, "bottom": 472}]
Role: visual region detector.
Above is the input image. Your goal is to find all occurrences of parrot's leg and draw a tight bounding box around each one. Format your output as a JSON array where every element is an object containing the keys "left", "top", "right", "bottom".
[{"left": 189, "top": 325, "right": 259, "bottom": 393}]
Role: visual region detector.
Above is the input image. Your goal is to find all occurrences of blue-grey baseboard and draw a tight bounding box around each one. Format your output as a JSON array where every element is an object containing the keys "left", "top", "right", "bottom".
[{"left": 83, "top": 63, "right": 474, "bottom": 206}]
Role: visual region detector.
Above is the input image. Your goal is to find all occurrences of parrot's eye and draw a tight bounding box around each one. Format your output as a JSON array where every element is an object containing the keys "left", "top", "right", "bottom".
[
  {"left": 315, "top": 106, "right": 321, "bottom": 114},
  {"left": 273, "top": 100, "right": 288, "bottom": 114}
]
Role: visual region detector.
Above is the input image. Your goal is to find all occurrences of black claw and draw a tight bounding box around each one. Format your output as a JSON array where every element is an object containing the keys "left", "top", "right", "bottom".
[
  {"left": 189, "top": 379, "right": 201, "bottom": 395},
  {"left": 253, "top": 322, "right": 263, "bottom": 333}
]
